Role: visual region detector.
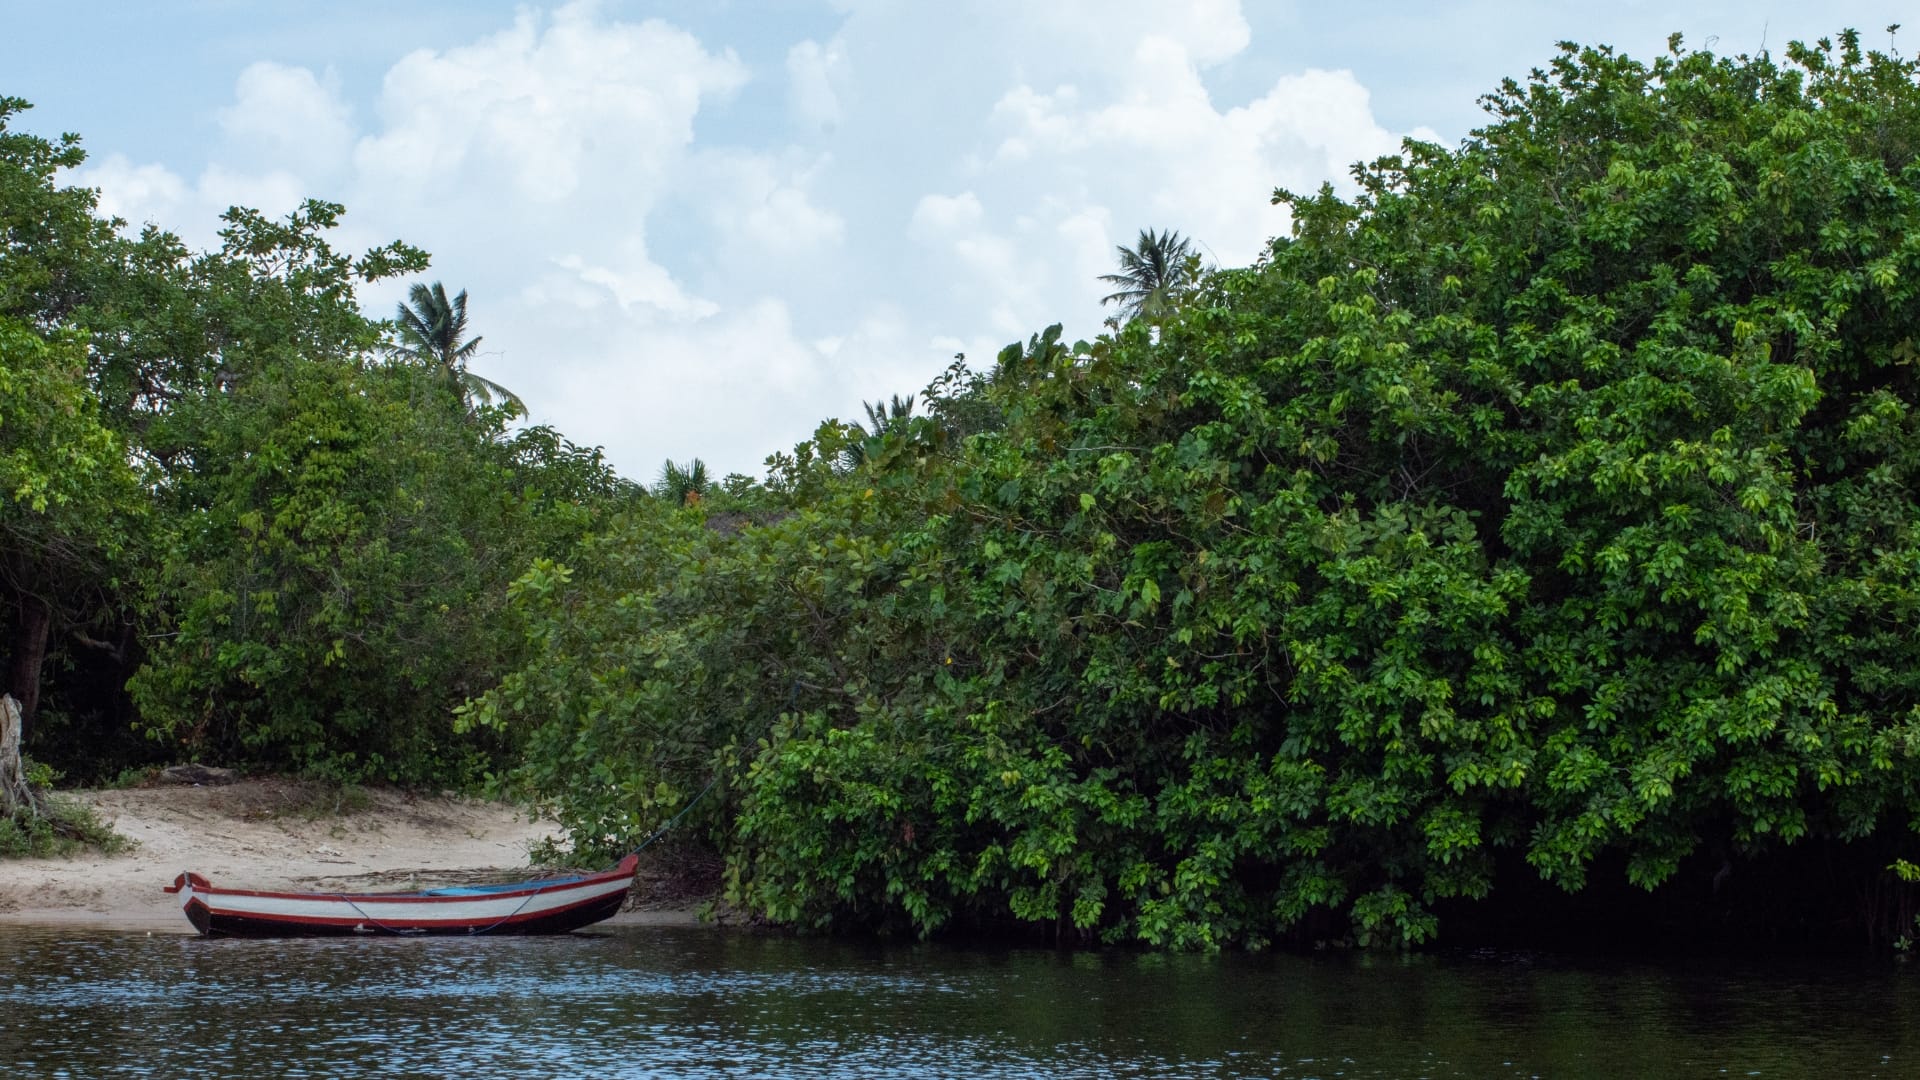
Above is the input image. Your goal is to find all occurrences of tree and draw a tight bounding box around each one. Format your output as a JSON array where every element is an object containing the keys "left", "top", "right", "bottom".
[
  {"left": 1098, "top": 228, "right": 1200, "bottom": 324},
  {"left": 108, "top": 206, "right": 578, "bottom": 785},
  {"left": 129, "top": 356, "right": 596, "bottom": 783},
  {"left": 0, "top": 97, "right": 117, "bottom": 329},
  {"left": 1, "top": 97, "right": 638, "bottom": 789},
  {"left": 655, "top": 458, "right": 710, "bottom": 506},
  {"left": 0, "top": 100, "right": 143, "bottom": 737},
  {"left": 0, "top": 319, "right": 143, "bottom": 729},
  {"left": 478, "top": 29, "right": 1920, "bottom": 950},
  {"left": 840, "top": 394, "right": 917, "bottom": 470},
  {"left": 861, "top": 394, "right": 916, "bottom": 435},
  {"left": 393, "top": 281, "right": 525, "bottom": 416}
]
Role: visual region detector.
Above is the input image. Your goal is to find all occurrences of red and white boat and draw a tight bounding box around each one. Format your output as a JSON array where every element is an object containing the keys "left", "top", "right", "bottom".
[{"left": 163, "top": 854, "right": 639, "bottom": 937}]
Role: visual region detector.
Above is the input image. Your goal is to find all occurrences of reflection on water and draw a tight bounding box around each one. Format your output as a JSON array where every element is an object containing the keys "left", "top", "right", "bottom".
[{"left": 0, "top": 926, "right": 1913, "bottom": 1077}]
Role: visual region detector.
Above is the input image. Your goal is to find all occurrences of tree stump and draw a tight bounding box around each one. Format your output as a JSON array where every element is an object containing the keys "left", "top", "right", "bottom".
[{"left": 0, "top": 693, "right": 47, "bottom": 819}]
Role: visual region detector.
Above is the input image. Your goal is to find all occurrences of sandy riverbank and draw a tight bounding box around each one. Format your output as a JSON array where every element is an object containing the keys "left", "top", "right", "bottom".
[{"left": 0, "top": 779, "right": 708, "bottom": 934}]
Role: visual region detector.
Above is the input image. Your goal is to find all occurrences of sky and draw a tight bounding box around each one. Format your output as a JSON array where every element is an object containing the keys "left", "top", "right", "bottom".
[{"left": 5, "top": 1, "right": 1911, "bottom": 481}]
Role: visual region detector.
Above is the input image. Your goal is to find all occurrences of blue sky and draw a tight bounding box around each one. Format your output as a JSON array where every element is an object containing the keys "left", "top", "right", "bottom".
[{"left": 6, "top": 1, "right": 1911, "bottom": 479}]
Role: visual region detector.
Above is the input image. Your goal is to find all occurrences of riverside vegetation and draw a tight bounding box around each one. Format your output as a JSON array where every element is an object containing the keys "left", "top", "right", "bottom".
[{"left": 8, "top": 31, "right": 1920, "bottom": 950}]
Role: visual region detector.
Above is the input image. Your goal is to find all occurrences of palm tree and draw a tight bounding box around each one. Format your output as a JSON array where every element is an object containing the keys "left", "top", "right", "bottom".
[
  {"left": 840, "top": 394, "right": 916, "bottom": 471},
  {"left": 1098, "top": 228, "right": 1200, "bottom": 325},
  {"left": 861, "top": 393, "right": 916, "bottom": 436},
  {"left": 393, "top": 282, "right": 525, "bottom": 416},
  {"left": 655, "top": 458, "right": 710, "bottom": 506}
]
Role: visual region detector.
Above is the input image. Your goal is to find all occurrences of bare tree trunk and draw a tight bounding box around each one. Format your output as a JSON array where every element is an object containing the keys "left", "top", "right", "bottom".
[
  {"left": 5, "top": 591, "right": 50, "bottom": 726},
  {"left": 0, "top": 693, "right": 45, "bottom": 818}
]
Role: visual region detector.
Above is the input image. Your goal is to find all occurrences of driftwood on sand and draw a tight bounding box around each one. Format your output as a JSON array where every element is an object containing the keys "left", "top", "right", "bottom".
[{"left": 159, "top": 764, "right": 236, "bottom": 787}]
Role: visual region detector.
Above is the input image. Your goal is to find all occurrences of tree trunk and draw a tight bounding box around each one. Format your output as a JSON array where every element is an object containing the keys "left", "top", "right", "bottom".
[
  {"left": 0, "top": 693, "right": 44, "bottom": 818},
  {"left": 5, "top": 591, "right": 50, "bottom": 728}
]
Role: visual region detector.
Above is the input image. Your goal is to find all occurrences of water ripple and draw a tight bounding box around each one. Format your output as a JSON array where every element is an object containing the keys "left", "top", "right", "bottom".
[{"left": 0, "top": 927, "right": 1913, "bottom": 1077}]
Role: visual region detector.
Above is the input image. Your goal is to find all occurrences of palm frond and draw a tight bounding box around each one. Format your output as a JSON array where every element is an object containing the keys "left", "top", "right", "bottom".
[
  {"left": 655, "top": 457, "right": 710, "bottom": 505},
  {"left": 1099, "top": 228, "right": 1199, "bottom": 323},
  {"left": 462, "top": 371, "right": 525, "bottom": 417},
  {"left": 392, "top": 280, "right": 521, "bottom": 418}
]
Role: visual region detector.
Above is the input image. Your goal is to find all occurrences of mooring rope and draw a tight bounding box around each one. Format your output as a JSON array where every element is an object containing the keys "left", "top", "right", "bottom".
[
  {"left": 631, "top": 772, "right": 721, "bottom": 856},
  {"left": 456, "top": 773, "right": 724, "bottom": 936},
  {"left": 336, "top": 893, "right": 425, "bottom": 936},
  {"left": 332, "top": 876, "right": 553, "bottom": 937},
  {"left": 464, "top": 880, "right": 550, "bottom": 936}
]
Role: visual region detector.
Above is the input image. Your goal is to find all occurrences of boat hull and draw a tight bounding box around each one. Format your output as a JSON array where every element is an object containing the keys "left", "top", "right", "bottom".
[{"left": 166, "top": 855, "right": 638, "bottom": 938}]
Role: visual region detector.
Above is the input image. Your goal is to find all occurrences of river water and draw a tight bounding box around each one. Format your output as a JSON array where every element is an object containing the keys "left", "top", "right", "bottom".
[{"left": 1, "top": 925, "right": 1913, "bottom": 1077}]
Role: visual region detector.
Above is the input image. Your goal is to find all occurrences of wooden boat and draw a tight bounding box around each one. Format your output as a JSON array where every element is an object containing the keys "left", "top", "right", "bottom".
[{"left": 163, "top": 854, "right": 639, "bottom": 937}]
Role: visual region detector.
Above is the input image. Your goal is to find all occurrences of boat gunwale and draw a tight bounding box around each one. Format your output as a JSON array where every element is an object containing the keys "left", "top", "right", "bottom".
[
  {"left": 170, "top": 854, "right": 638, "bottom": 905},
  {"left": 185, "top": 886, "right": 625, "bottom": 930}
]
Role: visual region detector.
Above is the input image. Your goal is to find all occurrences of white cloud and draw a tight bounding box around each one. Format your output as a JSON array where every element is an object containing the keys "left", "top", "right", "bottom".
[
  {"left": 1018, "top": 0, "right": 1251, "bottom": 68},
  {"left": 541, "top": 253, "right": 720, "bottom": 322},
  {"left": 876, "top": 6, "right": 1436, "bottom": 350},
  {"left": 78, "top": 154, "right": 191, "bottom": 232},
  {"left": 909, "top": 192, "right": 1048, "bottom": 338},
  {"left": 353, "top": 4, "right": 746, "bottom": 204},
  {"left": 787, "top": 39, "right": 846, "bottom": 131},
  {"left": 1056, "top": 205, "right": 1117, "bottom": 304},
  {"left": 543, "top": 298, "right": 839, "bottom": 477},
  {"left": 196, "top": 165, "right": 309, "bottom": 222},
  {"left": 909, "top": 192, "right": 984, "bottom": 237},
  {"left": 335, "top": 5, "right": 852, "bottom": 476},
  {"left": 218, "top": 62, "right": 354, "bottom": 179},
  {"left": 72, "top": 0, "right": 1434, "bottom": 480},
  {"left": 75, "top": 155, "right": 308, "bottom": 254},
  {"left": 985, "top": 40, "right": 1434, "bottom": 268},
  {"left": 691, "top": 149, "right": 845, "bottom": 263}
]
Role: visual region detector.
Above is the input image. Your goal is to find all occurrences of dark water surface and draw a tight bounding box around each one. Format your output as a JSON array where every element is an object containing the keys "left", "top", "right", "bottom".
[{"left": 1, "top": 925, "right": 1913, "bottom": 1077}]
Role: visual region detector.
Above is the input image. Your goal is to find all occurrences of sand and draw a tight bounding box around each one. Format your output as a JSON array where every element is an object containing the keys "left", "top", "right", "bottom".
[{"left": 0, "top": 779, "right": 705, "bottom": 934}]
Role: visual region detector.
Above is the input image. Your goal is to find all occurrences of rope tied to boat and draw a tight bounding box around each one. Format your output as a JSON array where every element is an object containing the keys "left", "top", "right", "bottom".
[
  {"left": 613, "top": 677, "right": 794, "bottom": 858},
  {"left": 631, "top": 772, "right": 720, "bottom": 856},
  {"left": 331, "top": 877, "right": 556, "bottom": 937},
  {"left": 465, "top": 880, "right": 550, "bottom": 936},
  {"left": 335, "top": 892, "right": 425, "bottom": 936}
]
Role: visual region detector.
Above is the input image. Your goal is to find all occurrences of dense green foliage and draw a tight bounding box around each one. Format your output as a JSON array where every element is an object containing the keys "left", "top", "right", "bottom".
[
  {"left": 472, "top": 33, "right": 1920, "bottom": 947},
  {"left": 0, "top": 97, "right": 637, "bottom": 786},
  {"left": 0, "top": 317, "right": 144, "bottom": 625},
  {"left": 10, "top": 30, "right": 1920, "bottom": 948}
]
